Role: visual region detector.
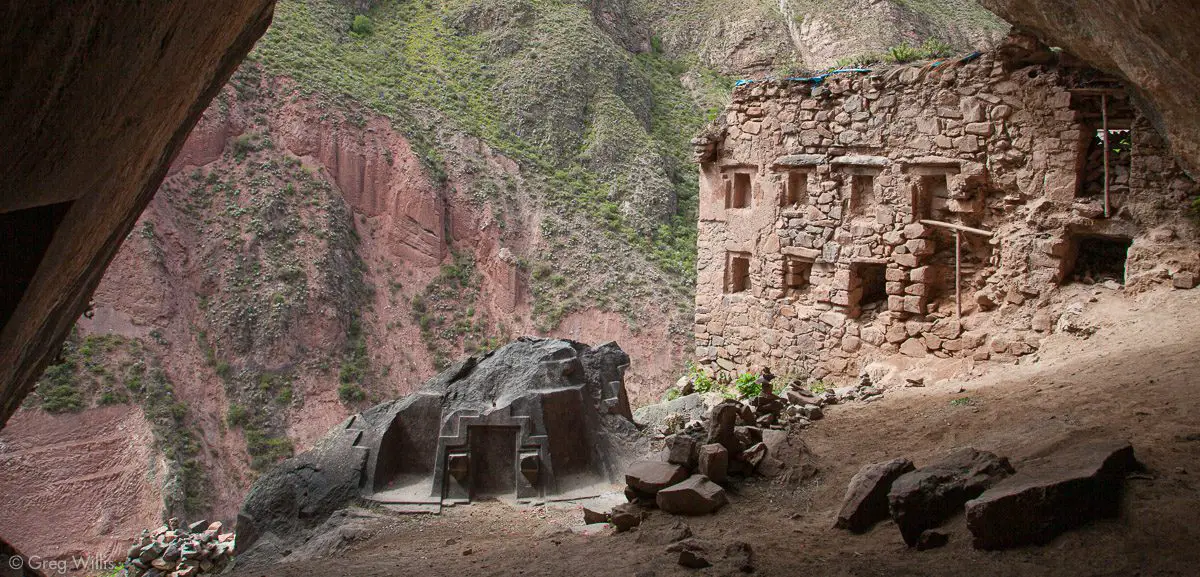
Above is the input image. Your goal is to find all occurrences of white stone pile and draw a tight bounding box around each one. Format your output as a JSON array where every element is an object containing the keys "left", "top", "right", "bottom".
[{"left": 123, "top": 518, "right": 235, "bottom": 577}]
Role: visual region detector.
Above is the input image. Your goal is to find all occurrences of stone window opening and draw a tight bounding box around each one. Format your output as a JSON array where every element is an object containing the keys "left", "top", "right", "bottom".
[
  {"left": 913, "top": 174, "right": 948, "bottom": 221},
  {"left": 1078, "top": 128, "right": 1132, "bottom": 198},
  {"left": 782, "top": 171, "right": 808, "bottom": 207},
  {"left": 1061, "top": 233, "right": 1132, "bottom": 285},
  {"left": 783, "top": 256, "right": 813, "bottom": 294},
  {"left": 851, "top": 262, "right": 888, "bottom": 310},
  {"left": 849, "top": 174, "right": 876, "bottom": 216},
  {"left": 725, "top": 252, "right": 751, "bottom": 293},
  {"left": 726, "top": 172, "right": 753, "bottom": 209}
]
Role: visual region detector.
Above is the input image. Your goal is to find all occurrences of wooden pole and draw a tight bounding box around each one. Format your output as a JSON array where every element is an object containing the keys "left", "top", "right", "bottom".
[
  {"left": 1102, "top": 93, "right": 1110, "bottom": 218},
  {"left": 918, "top": 219, "right": 993, "bottom": 238},
  {"left": 955, "top": 230, "right": 962, "bottom": 320}
]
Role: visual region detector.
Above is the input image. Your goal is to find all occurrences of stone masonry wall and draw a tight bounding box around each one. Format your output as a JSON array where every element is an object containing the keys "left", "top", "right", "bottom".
[{"left": 691, "top": 42, "right": 1199, "bottom": 383}]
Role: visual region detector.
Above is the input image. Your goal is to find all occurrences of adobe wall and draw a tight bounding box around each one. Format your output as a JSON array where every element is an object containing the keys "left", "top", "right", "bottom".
[{"left": 691, "top": 46, "right": 1199, "bottom": 383}]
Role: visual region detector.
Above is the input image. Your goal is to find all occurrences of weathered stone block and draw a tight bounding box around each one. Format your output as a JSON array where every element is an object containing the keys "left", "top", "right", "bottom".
[
  {"left": 835, "top": 458, "right": 916, "bottom": 532},
  {"left": 888, "top": 448, "right": 1015, "bottom": 547},
  {"left": 965, "top": 440, "right": 1139, "bottom": 550}
]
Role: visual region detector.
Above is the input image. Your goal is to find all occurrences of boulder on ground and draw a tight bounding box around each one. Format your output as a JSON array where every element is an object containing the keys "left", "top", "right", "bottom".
[
  {"left": 679, "top": 549, "right": 711, "bottom": 569},
  {"left": 888, "top": 447, "right": 1015, "bottom": 546},
  {"left": 582, "top": 506, "right": 607, "bottom": 525},
  {"left": 666, "top": 434, "right": 699, "bottom": 470},
  {"left": 698, "top": 443, "right": 729, "bottom": 484},
  {"left": 626, "top": 460, "right": 689, "bottom": 494},
  {"left": 656, "top": 475, "right": 728, "bottom": 515},
  {"left": 610, "top": 503, "right": 644, "bottom": 532},
  {"left": 834, "top": 458, "right": 916, "bottom": 532},
  {"left": 965, "top": 439, "right": 1140, "bottom": 550},
  {"left": 916, "top": 529, "right": 950, "bottom": 550}
]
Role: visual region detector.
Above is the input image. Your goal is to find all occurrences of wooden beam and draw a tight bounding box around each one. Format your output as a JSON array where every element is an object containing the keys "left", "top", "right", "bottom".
[
  {"left": 1102, "top": 93, "right": 1111, "bottom": 219},
  {"left": 955, "top": 230, "right": 962, "bottom": 320},
  {"left": 918, "top": 219, "right": 994, "bottom": 238}
]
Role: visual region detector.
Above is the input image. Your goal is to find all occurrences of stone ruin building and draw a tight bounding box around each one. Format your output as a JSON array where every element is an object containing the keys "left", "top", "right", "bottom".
[
  {"left": 235, "top": 337, "right": 638, "bottom": 561},
  {"left": 691, "top": 35, "right": 1200, "bottom": 382}
]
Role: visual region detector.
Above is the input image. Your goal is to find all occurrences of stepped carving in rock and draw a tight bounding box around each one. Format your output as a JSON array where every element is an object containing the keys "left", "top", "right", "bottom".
[{"left": 235, "top": 337, "right": 638, "bottom": 564}]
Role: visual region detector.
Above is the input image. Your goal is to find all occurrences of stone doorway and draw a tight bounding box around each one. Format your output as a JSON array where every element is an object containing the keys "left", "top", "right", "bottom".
[{"left": 468, "top": 426, "right": 519, "bottom": 499}]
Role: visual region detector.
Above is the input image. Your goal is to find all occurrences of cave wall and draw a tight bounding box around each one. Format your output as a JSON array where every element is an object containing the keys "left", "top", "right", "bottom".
[
  {"left": 0, "top": 1, "right": 276, "bottom": 428},
  {"left": 979, "top": 0, "right": 1200, "bottom": 176}
]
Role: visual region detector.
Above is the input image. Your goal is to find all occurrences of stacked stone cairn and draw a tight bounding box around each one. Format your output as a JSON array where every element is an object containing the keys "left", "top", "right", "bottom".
[{"left": 123, "top": 518, "right": 235, "bottom": 577}]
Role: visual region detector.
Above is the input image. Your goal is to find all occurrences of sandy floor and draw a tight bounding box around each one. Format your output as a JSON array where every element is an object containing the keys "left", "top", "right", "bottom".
[{"left": 229, "top": 287, "right": 1200, "bottom": 577}]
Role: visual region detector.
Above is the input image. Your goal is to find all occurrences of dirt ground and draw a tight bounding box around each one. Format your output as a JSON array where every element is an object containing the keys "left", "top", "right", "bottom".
[{"left": 228, "top": 286, "right": 1200, "bottom": 577}]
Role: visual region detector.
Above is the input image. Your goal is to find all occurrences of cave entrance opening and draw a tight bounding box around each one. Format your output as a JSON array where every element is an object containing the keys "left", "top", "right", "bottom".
[{"left": 1062, "top": 233, "right": 1132, "bottom": 285}]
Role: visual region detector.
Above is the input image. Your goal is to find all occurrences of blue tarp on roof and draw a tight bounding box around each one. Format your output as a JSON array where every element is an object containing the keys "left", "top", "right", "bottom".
[{"left": 734, "top": 67, "right": 873, "bottom": 87}]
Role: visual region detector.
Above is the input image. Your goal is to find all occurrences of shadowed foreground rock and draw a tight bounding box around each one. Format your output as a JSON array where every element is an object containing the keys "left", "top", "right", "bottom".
[
  {"left": 888, "top": 448, "right": 1015, "bottom": 546},
  {"left": 0, "top": 0, "right": 276, "bottom": 430},
  {"left": 966, "top": 439, "right": 1140, "bottom": 549},
  {"left": 236, "top": 338, "right": 638, "bottom": 565},
  {"left": 835, "top": 458, "right": 916, "bottom": 532}
]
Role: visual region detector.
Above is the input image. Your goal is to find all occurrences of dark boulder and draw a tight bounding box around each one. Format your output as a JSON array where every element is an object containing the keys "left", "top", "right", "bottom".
[
  {"left": 834, "top": 458, "right": 916, "bottom": 532},
  {"left": 916, "top": 529, "right": 950, "bottom": 550},
  {"left": 626, "top": 461, "right": 690, "bottom": 494},
  {"left": 656, "top": 475, "right": 728, "bottom": 515},
  {"left": 236, "top": 338, "right": 638, "bottom": 565},
  {"left": 888, "top": 447, "right": 1015, "bottom": 546},
  {"left": 697, "top": 443, "right": 729, "bottom": 484},
  {"left": 965, "top": 439, "right": 1140, "bottom": 550}
]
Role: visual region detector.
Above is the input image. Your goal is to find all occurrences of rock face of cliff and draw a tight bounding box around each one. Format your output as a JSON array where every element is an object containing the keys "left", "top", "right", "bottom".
[
  {"left": 979, "top": 0, "right": 1200, "bottom": 176},
  {"left": 0, "top": 0, "right": 275, "bottom": 431}
]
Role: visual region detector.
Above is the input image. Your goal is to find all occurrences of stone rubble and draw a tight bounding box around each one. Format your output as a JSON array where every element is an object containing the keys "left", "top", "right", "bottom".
[{"left": 123, "top": 518, "right": 234, "bottom": 577}]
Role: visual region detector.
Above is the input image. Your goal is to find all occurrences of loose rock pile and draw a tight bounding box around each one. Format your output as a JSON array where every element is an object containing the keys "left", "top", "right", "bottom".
[
  {"left": 123, "top": 518, "right": 235, "bottom": 577},
  {"left": 834, "top": 439, "right": 1141, "bottom": 550}
]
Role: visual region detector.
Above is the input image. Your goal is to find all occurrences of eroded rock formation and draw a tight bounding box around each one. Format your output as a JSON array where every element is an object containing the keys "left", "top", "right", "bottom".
[{"left": 0, "top": 1, "right": 276, "bottom": 428}]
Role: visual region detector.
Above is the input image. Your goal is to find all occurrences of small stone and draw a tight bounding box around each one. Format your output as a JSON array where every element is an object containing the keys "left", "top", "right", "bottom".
[
  {"left": 582, "top": 506, "right": 608, "bottom": 525},
  {"left": 1173, "top": 271, "right": 1197, "bottom": 289},
  {"left": 916, "top": 529, "right": 950, "bottom": 550},
  {"left": 626, "top": 461, "right": 690, "bottom": 494},
  {"left": 656, "top": 475, "right": 729, "bottom": 515},
  {"left": 678, "top": 550, "right": 711, "bottom": 569},
  {"left": 610, "top": 503, "right": 643, "bottom": 532},
  {"left": 698, "top": 443, "right": 729, "bottom": 484}
]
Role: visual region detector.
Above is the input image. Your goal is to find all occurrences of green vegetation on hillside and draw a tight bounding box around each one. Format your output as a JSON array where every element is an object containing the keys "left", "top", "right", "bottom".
[
  {"left": 30, "top": 331, "right": 208, "bottom": 518},
  {"left": 249, "top": 0, "right": 730, "bottom": 329}
]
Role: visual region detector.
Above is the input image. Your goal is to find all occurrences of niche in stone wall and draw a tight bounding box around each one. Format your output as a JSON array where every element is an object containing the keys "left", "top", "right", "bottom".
[
  {"left": 1060, "top": 233, "right": 1132, "bottom": 285},
  {"left": 724, "top": 171, "right": 753, "bottom": 209},
  {"left": 904, "top": 160, "right": 961, "bottom": 223},
  {"left": 849, "top": 174, "right": 876, "bottom": 216},
  {"left": 725, "top": 251, "right": 751, "bottom": 293},
  {"left": 849, "top": 261, "right": 888, "bottom": 315},
  {"left": 783, "top": 255, "right": 813, "bottom": 294},
  {"left": 782, "top": 171, "right": 809, "bottom": 207}
]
